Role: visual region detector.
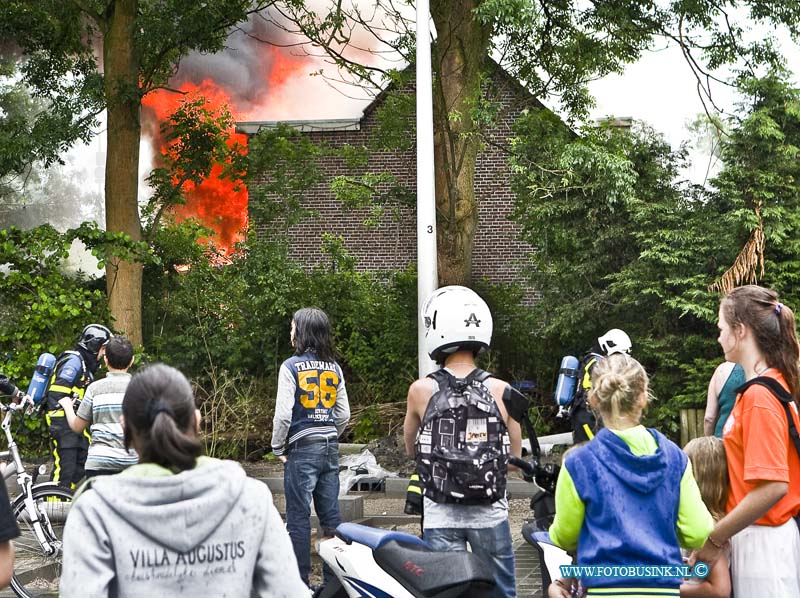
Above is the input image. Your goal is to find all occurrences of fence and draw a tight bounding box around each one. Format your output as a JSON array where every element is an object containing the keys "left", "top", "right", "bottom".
[{"left": 679, "top": 408, "right": 705, "bottom": 447}]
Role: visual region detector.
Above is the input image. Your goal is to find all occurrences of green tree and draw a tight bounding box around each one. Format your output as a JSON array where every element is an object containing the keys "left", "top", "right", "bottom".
[
  {"left": 709, "top": 72, "right": 800, "bottom": 297},
  {"left": 269, "top": 0, "right": 800, "bottom": 286},
  {"left": 1, "top": 0, "right": 273, "bottom": 345},
  {"left": 509, "top": 71, "right": 800, "bottom": 434},
  {"left": 510, "top": 113, "right": 738, "bottom": 431}
]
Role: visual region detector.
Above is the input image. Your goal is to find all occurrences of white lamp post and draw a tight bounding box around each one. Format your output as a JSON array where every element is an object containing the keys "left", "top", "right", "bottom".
[{"left": 416, "top": 0, "right": 438, "bottom": 376}]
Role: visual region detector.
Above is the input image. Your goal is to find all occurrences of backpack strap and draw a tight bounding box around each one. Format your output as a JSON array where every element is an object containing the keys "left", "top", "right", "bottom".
[
  {"left": 736, "top": 377, "right": 800, "bottom": 459},
  {"left": 464, "top": 368, "right": 504, "bottom": 416},
  {"left": 424, "top": 368, "right": 496, "bottom": 421},
  {"left": 426, "top": 368, "right": 492, "bottom": 389},
  {"left": 423, "top": 369, "right": 460, "bottom": 423},
  {"left": 427, "top": 368, "right": 456, "bottom": 389},
  {"left": 54, "top": 350, "right": 87, "bottom": 381},
  {"left": 468, "top": 368, "right": 492, "bottom": 384}
]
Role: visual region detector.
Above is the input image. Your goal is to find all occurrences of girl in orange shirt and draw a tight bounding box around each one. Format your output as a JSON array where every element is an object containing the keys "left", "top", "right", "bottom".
[{"left": 694, "top": 285, "right": 800, "bottom": 597}]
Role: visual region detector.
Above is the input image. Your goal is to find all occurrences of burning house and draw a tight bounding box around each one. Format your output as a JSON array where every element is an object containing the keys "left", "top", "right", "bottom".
[{"left": 238, "top": 65, "right": 539, "bottom": 296}]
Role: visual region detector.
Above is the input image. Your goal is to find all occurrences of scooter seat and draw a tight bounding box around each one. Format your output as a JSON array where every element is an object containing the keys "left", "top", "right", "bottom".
[
  {"left": 374, "top": 540, "right": 495, "bottom": 598},
  {"left": 531, "top": 530, "right": 554, "bottom": 545},
  {"left": 336, "top": 522, "right": 429, "bottom": 550}
]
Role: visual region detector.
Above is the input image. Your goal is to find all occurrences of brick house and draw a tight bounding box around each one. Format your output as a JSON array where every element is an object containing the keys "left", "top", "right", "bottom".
[{"left": 237, "top": 65, "right": 543, "bottom": 296}]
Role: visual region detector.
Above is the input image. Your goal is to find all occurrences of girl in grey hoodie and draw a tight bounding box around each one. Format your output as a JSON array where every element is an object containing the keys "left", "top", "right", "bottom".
[{"left": 60, "top": 363, "right": 308, "bottom": 598}]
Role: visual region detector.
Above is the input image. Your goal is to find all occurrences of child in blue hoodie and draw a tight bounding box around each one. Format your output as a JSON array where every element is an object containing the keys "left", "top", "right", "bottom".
[{"left": 548, "top": 353, "right": 713, "bottom": 598}]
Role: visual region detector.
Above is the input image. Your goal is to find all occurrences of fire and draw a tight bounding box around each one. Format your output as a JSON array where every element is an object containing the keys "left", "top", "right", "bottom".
[
  {"left": 141, "top": 43, "right": 310, "bottom": 254},
  {"left": 143, "top": 80, "right": 248, "bottom": 254}
]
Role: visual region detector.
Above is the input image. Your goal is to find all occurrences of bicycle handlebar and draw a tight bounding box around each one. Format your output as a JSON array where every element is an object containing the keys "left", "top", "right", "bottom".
[{"left": 0, "top": 395, "right": 34, "bottom": 413}]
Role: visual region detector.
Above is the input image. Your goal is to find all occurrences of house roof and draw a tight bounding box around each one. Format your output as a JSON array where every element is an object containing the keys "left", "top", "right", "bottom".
[
  {"left": 235, "top": 59, "right": 548, "bottom": 136},
  {"left": 235, "top": 118, "right": 361, "bottom": 135}
]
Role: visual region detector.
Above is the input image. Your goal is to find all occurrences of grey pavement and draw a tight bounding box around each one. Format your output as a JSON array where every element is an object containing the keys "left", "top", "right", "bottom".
[{"left": 515, "top": 539, "right": 544, "bottom": 597}]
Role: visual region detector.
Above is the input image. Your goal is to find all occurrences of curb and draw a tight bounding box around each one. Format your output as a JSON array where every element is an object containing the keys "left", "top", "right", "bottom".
[{"left": 257, "top": 476, "right": 542, "bottom": 498}]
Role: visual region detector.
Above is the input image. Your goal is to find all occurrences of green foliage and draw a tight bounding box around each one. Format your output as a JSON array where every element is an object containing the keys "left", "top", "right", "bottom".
[
  {"left": 2, "top": 0, "right": 273, "bottom": 107},
  {"left": 509, "top": 74, "right": 800, "bottom": 437},
  {"left": 474, "top": 280, "right": 541, "bottom": 381},
  {"left": 142, "top": 223, "right": 552, "bottom": 451},
  {"left": 350, "top": 406, "right": 383, "bottom": 444},
  {"left": 197, "top": 369, "right": 275, "bottom": 460},
  {"left": 331, "top": 172, "right": 414, "bottom": 227},
  {"left": 0, "top": 224, "right": 106, "bottom": 454},
  {"left": 308, "top": 235, "right": 419, "bottom": 404},
  {"left": 711, "top": 72, "right": 800, "bottom": 300},
  {"left": 0, "top": 220, "right": 154, "bottom": 453},
  {"left": 243, "top": 124, "right": 326, "bottom": 228},
  {"left": 142, "top": 226, "right": 414, "bottom": 453},
  {"left": 330, "top": 142, "right": 415, "bottom": 224},
  {"left": 510, "top": 110, "right": 738, "bottom": 434},
  {"left": 372, "top": 87, "right": 415, "bottom": 151},
  {"left": 0, "top": 224, "right": 140, "bottom": 376},
  {"left": 143, "top": 223, "right": 300, "bottom": 378},
  {"left": 280, "top": 0, "right": 800, "bottom": 290},
  {"left": 0, "top": 3, "right": 103, "bottom": 178}
]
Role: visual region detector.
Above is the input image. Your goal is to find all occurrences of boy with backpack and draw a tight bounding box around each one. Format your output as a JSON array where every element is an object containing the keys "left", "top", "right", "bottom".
[
  {"left": 403, "top": 286, "right": 522, "bottom": 598},
  {"left": 59, "top": 336, "right": 138, "bottom": 477}
]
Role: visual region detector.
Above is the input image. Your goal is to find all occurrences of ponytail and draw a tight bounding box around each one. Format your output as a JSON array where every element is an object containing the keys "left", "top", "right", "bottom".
[
  {"left": 775, "top": 305, "right": 800, "bottom": 403},
  {"left": 122, "top": 364, "right": 204, "bottom": 472},
  {"left": 147, "top": 410, "right": 203, "bottom": 472}
]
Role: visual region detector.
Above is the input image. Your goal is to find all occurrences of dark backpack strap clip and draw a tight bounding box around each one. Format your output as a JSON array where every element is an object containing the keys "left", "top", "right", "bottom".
[
  {"left": 736, "top": 376, "right": 800, "bottom": 458},
  {"left": 428, "top": 368, "right": 484, "bottom": 392}
]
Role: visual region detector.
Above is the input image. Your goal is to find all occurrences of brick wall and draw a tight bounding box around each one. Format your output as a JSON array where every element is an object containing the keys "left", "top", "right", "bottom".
[{"left": 246, "top": 68, "right": 537, "bottom": 298}]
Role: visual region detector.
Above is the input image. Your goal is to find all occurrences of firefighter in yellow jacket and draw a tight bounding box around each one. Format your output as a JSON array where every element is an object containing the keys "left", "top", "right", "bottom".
[{"left": 43, "top": 324, "right": 112, "bottom": 489}]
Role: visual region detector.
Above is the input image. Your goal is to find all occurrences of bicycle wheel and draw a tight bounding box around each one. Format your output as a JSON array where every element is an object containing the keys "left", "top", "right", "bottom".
[{"left": 10, "top": 483, "right": 73, "bottom": 598}]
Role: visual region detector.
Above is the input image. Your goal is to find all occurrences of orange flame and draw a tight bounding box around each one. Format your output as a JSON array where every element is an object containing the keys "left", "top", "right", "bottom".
[{"left": 142, "top": 44, "right": 309, "bottom": 255}]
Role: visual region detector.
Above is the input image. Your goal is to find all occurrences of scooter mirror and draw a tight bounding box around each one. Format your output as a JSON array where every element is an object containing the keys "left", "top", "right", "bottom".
[{"left": 502, "top": 385, "right": 531, "bottom": 423}]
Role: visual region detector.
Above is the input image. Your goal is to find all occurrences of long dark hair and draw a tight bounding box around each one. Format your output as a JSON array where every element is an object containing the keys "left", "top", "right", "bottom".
[
  {"left": 122, "top": 363, "right": 204, "bottom": 472},
  {"left": 292, "top": 308, "right": 335, "bottom": 362},
  {"left": 721, "top": 285, "right": 800, "bottom": 402}
]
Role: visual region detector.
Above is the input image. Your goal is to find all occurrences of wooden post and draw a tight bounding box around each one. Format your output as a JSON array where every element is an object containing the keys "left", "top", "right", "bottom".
[
  {"left": 680, "top": 409, "right": 689, "bottom": 448},
  {"left": 679, "top": 408, "right": 705, "bottom": 447}
]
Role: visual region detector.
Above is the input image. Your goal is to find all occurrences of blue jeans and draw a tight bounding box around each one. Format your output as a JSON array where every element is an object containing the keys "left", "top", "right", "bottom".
[
  {"left": 284, "top": 438, "right": 341, "bottom": 586},
  {"left": 424, "top": 520, "right": 516, "bottom": 598}
]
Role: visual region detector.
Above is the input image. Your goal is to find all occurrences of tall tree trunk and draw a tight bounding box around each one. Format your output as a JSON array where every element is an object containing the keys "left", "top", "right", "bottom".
[
  {"left": 430, "top": 0, "right": 492, "bottom": 286},
  {"left": 103, "top": 0, "right": 143, "bottom": 345}
]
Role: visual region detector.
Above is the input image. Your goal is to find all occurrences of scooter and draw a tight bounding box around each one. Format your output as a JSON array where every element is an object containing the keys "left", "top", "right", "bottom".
[
  {"left": 314, "top": 387, "right": 568, "bottom": 598},
  {"left": 512, "top": 455, "right": 575, "bottom": 595},
  {"left": 315, "top": 521, "right": 496, "bottom": 597},
  {"left": 510, "top": 403, "right": 582, "bottom": 597}
]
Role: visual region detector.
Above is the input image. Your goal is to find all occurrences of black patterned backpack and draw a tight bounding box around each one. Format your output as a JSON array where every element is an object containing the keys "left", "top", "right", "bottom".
[{"left": 415, "top": 368, "right": 510, "bottom": 505}]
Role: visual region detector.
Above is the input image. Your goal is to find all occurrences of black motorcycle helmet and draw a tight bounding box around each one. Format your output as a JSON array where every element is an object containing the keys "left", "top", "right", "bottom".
[{"left": 77, "top": 324, "right": 113, "bottom": 356}]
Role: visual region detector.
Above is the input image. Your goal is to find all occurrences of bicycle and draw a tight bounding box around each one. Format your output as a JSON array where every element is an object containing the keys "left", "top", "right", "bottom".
[{"left": 0, "top": 398, "right": 72, "bottom": 598}]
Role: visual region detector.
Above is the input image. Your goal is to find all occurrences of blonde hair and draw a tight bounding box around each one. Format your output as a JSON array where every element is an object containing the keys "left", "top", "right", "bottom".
[
  {"left": 683, "top": 436, "right": 728, "bottom": 520},
  {"left": 589, "top": 353, "right": 649, "bottom": 422}
]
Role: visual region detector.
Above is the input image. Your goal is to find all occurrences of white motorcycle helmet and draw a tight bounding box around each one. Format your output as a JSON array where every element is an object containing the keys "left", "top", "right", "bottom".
[
  {"left": 423, "top": 286, "right": 493, "bottom": 363},
  {"left": 598, "top": 328, "right": 632, "bottom": 355}
]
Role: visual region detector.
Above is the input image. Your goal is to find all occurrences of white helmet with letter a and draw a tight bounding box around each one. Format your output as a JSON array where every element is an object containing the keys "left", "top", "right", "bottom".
[
  {"left": 597, "top": 328, "right": 632, "bottom": 355},
  {"left": 423, "top": 286, "right": 493, "bottom": 363}
]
